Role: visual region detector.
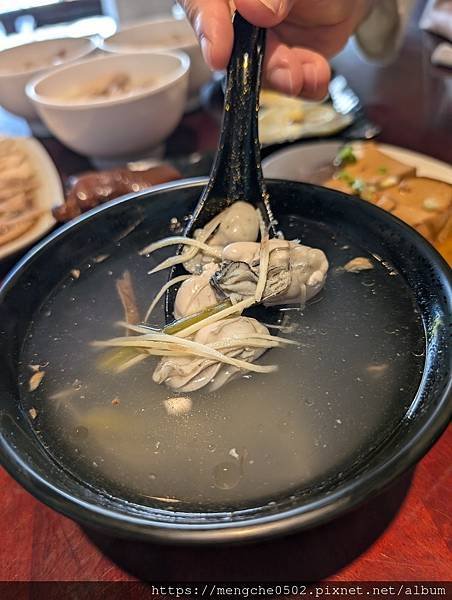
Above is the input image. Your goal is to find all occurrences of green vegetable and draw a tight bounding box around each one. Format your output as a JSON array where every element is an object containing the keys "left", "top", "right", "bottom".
[
  {"left": 337, "top": 171, "right": 355, "bottom": 186},
  {"left": 163, "top": 299, "right": 233, "bottom": 335},
  {"left": 334, "top": 145, "right": 357, "bottom": 167},
  {"left": 378, "top": 166, "right": 388, "bottom": 175},
  {"left": 98, "top": 347, "right": 144, "bottom": 373}
]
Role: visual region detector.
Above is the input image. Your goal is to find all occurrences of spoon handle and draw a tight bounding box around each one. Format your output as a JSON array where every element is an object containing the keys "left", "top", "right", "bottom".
[{"left": 202, "top": 13, "right": 267, "bottom": 209}]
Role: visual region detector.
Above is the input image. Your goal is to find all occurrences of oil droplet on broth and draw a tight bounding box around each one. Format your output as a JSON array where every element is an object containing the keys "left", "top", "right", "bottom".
[
  {"left": 361, "top": 278, "right": 376, "bottom": 287},
  {"left": 411, "top": 349, "right": 425, "bottom": 358},
  {"left": 213, "top": 462, "right": 242, "bottom": 490},
  {"left": 384, "top": 326, "right": 399, "bottom": 335},
  {"left": 73, "top": 426, "right": 89, "bottom": 440},
  {"left": 278, "top": 419, "right": 289, "bottom": 431}
]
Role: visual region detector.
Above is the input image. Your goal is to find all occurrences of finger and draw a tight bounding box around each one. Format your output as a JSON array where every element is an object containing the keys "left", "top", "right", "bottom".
[
  {"left": 283, "top": 0, "right": 360, "bottom": 27},
  {"left": 234, "top": 0, "right": 296, "bottom": 27},
  {"left": 181, "top": 0, "right": 234, "bottom": 70},
  {"left": 263, "top": 31, "right": 331, "bottom": 100},
  {"left": 275, "top": 20, "right": 354, "bottom": 57}
]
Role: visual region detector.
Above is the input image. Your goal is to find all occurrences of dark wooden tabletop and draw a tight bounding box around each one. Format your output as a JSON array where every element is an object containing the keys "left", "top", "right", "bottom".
[{"left": 0, "top": 0, "right": 451, "bottom": 585}]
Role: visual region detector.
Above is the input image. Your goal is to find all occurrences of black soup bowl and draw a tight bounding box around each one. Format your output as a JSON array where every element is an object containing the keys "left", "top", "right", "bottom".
[{"left": 0, "top": 178, "right": 450, "bottom": 544}]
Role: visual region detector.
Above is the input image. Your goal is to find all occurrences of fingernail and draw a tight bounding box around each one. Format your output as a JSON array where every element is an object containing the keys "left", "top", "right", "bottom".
[
  {"left": 200, "top": 36, "right": 213, "bottom": 68},
  {"left": 258, "top": 0, "right": 284, "bottom": 15},
  {"left": 268, "top": 67, "right": 294, "bottom": 95},
  {"left": 302, "top": 63, "right": 319, "bottom": 96}
]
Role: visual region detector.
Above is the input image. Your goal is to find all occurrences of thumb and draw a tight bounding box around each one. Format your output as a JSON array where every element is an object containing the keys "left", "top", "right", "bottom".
[
  {"left": 180, "top": 0, "right": 233, "bottom": 70},
  {"left": 234, "top": 0, "right": 296, "bottom": 27}
]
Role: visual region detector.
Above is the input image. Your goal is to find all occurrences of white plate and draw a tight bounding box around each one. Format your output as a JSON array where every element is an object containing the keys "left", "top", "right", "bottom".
[
  {"left": 0, "top": 137, "right": 64, "bottom": 261},
  {"left": 259, "top": 103, "right": 353, "bottom": 146},
  {"left": 262, "top": 141, "right": 452, "bottom": 184}
]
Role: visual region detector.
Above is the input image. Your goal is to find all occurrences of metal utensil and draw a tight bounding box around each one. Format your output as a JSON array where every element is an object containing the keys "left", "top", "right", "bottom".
[{"left": 329, "top": 74, "right": 381, "bottom": 140}]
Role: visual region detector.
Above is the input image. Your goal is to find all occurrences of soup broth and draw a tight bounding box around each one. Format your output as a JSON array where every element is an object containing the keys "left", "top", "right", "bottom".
[{"left": 19, "top": 214, "right": 424, "bottom": 511}]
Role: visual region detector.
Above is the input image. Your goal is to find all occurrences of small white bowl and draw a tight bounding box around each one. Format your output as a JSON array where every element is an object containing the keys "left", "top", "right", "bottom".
[
  {"left": 0, "top": 37, "right": 97, "bottom": 123},
  {"left": 102, "top": 17, "right": 211, "bottom": 109},
  {"left": 26, "top": 52, "right": 189, "bottom": 161}
]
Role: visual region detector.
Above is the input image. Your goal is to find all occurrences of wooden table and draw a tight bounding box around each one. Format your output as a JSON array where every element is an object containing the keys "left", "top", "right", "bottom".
[{"left": 0, "top": 0, "right": 451, "bottom": 585}]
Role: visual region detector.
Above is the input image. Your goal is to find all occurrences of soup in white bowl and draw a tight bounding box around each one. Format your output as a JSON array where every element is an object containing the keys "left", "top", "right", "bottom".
[
  {"left": 102, "top": 17, "right": 212, "bottom": 108},
  {"left": 0, "top": 37, "right": 97, "bottom": 122},
  {"left": 27, "top": 52, "right": 190, "bottom": 161}
]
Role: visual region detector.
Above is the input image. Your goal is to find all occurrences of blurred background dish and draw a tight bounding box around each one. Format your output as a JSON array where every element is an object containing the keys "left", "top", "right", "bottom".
[
  {"left": 101, "top": 0, "right": 176, "bottom": 24},
  {"left": 262, "top": 140, "right": 452, "bottom": 263},
  {"left": 0, "top": 17, "right": 117, "bottom": 51},
  {"left": 102, "top": 17, "right": 212, "bottom": 111},
  {"left": 26, "top": 51, "right": 190, "bottom": 165},
  {"left": 262, "top": 140, "right": 452, "bottom": 187},
  {"left": 53, "top": 163, "right": 182, "bottom": 222},
  {"left": 259, "top": 88, "right": 355, "bottom": 145},
  {"left": 0, "top": 36, "right": 97, "bottom": 134},
  {"left": 200, "top": 74, "right": 373, "bottom": 148},
  {"left": 0, "top": 135, "right": 63, "bottom": 261}
]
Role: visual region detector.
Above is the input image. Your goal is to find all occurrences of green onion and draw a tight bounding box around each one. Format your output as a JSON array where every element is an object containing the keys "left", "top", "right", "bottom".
[
  {"left": 334, "top": 146, "right": 357, "bottom": 167},
  {"left": 337, "top": 171, "right": 355, "bottom": 186},
  {"left": 97, "top": 347, "right": 145, "bottom": 373},
  {"left": 163, "top": 299, "right": 233, "bottom": 335}
]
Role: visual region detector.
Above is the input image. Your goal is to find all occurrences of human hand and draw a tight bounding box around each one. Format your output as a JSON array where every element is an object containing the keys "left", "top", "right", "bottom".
[{"left": 180, "top": 0, "right": 375, "bottom": 99}]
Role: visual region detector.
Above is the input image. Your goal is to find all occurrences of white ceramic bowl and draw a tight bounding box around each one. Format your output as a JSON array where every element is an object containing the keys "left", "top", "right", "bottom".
[
  {"left": 26, "top": 52, "right": 190, "bottom": 160},
  {"left": 102, "top": 17, "right": 211, "bottom": 107},
  {"left": 0, "top": 37, "right": 97, "bottom": 122}
]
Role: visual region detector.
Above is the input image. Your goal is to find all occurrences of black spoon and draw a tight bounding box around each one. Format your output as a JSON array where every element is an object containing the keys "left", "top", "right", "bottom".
[{"left": 165, "top": 12, "right": 277, "bottom": 324}]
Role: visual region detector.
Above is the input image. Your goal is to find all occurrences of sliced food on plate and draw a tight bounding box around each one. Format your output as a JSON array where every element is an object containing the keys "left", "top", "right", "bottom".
[
  {"left": 262, "top": 140, "right": 452, "bottom": 264},
  {"left": 0, "top": 136, "right": 63, "bottom": 260},
  {"left": 324, "top": 142, "right": 452, "bottom": 261},
  {"left": 53, "top": 164, "right": 182, "bottom": 223},
  {"left": 324, "top": 142, "right": 417, "bottom": 194},
  {"left": 0, "top": 138, "right": 41, "bottom": 246}
]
